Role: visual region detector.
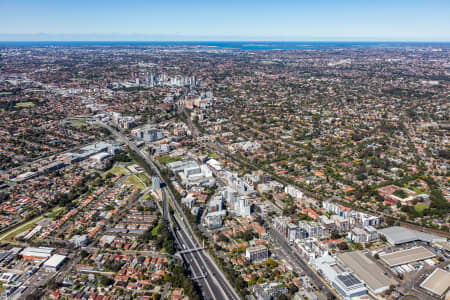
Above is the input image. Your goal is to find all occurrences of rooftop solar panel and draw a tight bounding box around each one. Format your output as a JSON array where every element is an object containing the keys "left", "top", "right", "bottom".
[{"left": 337, "top": 273, "right": 362, "bottom": 287}]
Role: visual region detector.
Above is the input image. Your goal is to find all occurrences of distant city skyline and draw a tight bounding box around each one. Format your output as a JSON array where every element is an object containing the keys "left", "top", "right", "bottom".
[{"left": 1, "top": 0, "right": 450, "bottom": 41}]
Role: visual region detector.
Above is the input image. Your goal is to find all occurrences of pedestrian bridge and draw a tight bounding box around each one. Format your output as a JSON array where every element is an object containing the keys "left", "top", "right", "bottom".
[
  {"left": 177, "top": 246, "right": 205, "bottom": 255},
  {"left": 191, "top": 274, "right": 207, "bottom": 280}
]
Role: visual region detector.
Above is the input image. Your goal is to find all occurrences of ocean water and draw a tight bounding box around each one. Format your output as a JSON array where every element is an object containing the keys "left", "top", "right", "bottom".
[{"left": 0, "top": 41, "right": 449, "bottom": 50}]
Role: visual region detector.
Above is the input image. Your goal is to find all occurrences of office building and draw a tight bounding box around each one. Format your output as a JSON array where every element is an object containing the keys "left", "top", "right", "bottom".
[
  {"left": 246, "top": 245, "right": 269, "bottom": 263},
  {"left": 237, "top": 197, "right": 251, "bottom": 217},
  {"left": 152, "top": 176, "right": 161, "bottom": 191}
]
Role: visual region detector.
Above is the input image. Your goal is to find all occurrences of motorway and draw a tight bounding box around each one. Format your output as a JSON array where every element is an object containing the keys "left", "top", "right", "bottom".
[
  {"left": 96, "top": 120, "right": 240, "bottom": 300},
  {"left": 160, "top": 188, "right": 221, "bottom": 300},
  {"left": 167, "top": 187, "right": 240, "bottom": 300}
]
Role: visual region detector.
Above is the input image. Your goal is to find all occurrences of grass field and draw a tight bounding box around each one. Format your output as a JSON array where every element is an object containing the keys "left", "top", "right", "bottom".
[
  {"left": 403, "top": 184, "right": 427, "bottom": 195},
  {"left": 157, "top": 155, "right": 183, "bottom": 164},
  {"left": 414, "top": 203, "right": 429, "bottom": 213},
  {"left": 45, "top": 206, "right": 65, "bottom": 219},
  {"left": 151, "top": 223, "right": 161, "bottom": 237},
  {"left": 14, "top": 101, "right": 36, "bottom": 108},
  {"left": 124, "top": 175, "right": 146, "bottom": 190},
  {"left": 136, "top": 172, "right": 151, "bottom": 186},
  {"left": 104, "top": 164, "right": 130, "bottom": 177},
  {"left": 69, "top": 120, "right": 87, "bottom": 128},
  {"left": 141, "top": 192, "right": 152, "bottom": 201},
  {"left": 208, "top": 153, "right": 220, "bottom": 159}
]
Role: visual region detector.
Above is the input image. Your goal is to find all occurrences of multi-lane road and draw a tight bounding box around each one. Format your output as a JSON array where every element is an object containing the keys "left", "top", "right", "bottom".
[
  {"left": 168, "top": 188, "right": 240, "bottom": 300},
  {"left": 96, "top": 120, "right": 240, "bottom": 300}
]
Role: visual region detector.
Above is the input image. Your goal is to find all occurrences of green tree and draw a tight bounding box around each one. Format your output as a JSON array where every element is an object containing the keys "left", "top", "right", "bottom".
[{"left": 80, "top": 250, "right": 89, "bottom": 258}]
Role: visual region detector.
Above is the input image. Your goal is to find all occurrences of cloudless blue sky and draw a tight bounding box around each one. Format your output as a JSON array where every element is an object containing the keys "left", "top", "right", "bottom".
[{"left": 1, "top": 0, "right": 449, "bottom": 41}]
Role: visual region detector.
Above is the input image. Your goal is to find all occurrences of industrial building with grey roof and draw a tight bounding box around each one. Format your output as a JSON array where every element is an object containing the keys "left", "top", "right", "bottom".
[
  {"left": 420, "top": 268, "right": 450, "bottom": 298},
  {"left": 379, "top": 246, "right": 435, "bottom": 267},
  {"left": 378, "top": 226, "right": 446, "bottom": 245},
  {"left": 337, "top": 251, "right": 397, "bottom": 294}
]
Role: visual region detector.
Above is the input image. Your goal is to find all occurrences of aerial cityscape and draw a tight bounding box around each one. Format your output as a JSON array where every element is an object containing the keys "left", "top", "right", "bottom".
[{"left": 0, "top": 1, "right": 450, "bottom": 300}]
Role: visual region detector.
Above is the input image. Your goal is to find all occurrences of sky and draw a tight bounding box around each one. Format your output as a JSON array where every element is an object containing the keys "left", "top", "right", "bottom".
[{"left": 1, "top": 0, "right": 450, "bottom": 41}]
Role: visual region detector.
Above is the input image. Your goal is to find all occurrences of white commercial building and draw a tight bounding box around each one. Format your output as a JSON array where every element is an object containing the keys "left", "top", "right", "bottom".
[
  {"left": 205, "top": 211, "right": 225, "bottom": 229},
  {"left": 333, "top": 273, "right": 368, "bottom": 299},
  {"left": 20, "top": 247, "right": 54, "bottom": 260},
  {"left": 245, "top": 245, "right": 268, "bottom": 263},
  {"left": 69, "top": 234, "right": 89, "bottom": 247},
  {"left": 284, "top": 185, "right": 303, "bottom": 199},
  {"left": 206, "top": 158, "right": 222, "bottom": 171},
  {"left": 236, "top": 197, "right": 251, "bottom": 217},
  {"left": 44, "top": 254, "right": 67, "bottom": 271},
  {"left": 299, "top": 221, "right": 325, "bottom": 239}
]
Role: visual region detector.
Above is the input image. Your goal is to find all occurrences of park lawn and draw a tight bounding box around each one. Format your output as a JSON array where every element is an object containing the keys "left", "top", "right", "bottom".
[
  {"left": 14, "top": 101, "right": 36, "bottom": 108},
  {"left": 69, "top": 120, "right": 87, "bottom": 128},
  {"left": 70, "top": 78, "right": 89, "bottom": 82},
  {"left": 411, "top": 187, "right": 425, "bottom": 195},
  {"left": 124, "top": 175, "right": 146, "bottom": 190},
  {"left": 151, "top": 223, "right": 161, "bottom": 237},
  {"left": 45, "top": 206, "right": 65, "bottom": 219},
  {"left": 136, "top": 172, "right": 151, "bottom": 187},
  {"left": 403, "top": 184, "right": 426, "bottom": 195},
  {"left": 104, "top": 164, "right": 129, "bottom": 177},
  {"left": 157, "top": 155, "right": 183, "bottom": 165},
  {"left": 208, "top": 152, "right": 220, "bottom": 159},
  {"left": 141, "top": 192, "right": 152, "bottom": 201},
  {"left": 414, "top": 203, "right": 429, "bottom": 213}
]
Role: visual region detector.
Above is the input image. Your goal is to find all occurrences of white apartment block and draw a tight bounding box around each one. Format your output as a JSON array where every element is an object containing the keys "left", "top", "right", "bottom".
[{"left": 245, "top": 245, "right": 269, "bottom": 263}]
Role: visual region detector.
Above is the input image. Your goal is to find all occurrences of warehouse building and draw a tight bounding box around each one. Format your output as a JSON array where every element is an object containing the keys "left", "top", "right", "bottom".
[
  {"left": 20, "top": 247, "right": 54, "bottom": 260},
  {"left": 337, "top": 251, "right": 397, "bottom": 294},
  {"left": 378, "top": 226, "right": 446, "bottom": 245},
  {"left": 44, "top": 254, "right": 67, "bottom": 272},
  {"left": 420, "top": 268, "right": 450, "bottom": 298},
  {"left": 379, "top": 246, "right": 435, "bottom": 267}
]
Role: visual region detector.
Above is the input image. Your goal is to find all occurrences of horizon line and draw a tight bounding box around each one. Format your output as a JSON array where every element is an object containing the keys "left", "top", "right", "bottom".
[
  {"left": 1, "top": 33, "right": 450, "bottom": 43},
  {"left": 1, "top": 40, "right": 450, "bottom": 43}
]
